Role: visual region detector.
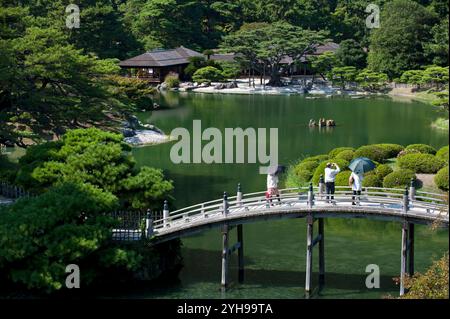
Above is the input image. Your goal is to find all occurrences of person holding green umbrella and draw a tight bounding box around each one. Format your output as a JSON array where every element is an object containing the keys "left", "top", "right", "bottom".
[{"left": 348, "top": 157, "right": 376, "bottom": 205}]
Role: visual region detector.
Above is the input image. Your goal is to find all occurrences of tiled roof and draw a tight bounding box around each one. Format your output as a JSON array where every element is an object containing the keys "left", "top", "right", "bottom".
[{"left": 119, "top": 46, "right": 203, "bottom": 67}]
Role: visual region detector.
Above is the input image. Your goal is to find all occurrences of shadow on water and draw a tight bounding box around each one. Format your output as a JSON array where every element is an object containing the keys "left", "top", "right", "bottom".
[{"left": 180, "top": 248, "right": 398, "bottom": 294}]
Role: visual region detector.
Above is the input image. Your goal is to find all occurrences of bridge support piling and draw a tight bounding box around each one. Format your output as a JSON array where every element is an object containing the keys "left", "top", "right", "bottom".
[
  {"left": 400, "top": 221, "right": 408, "bottom": 296},
  {"left": 237, "top": 224, "right": 244, "bottom": 283},
  {"left": 305, "top": 214, "right": 314, "bottom": 298},
  {"left": 221, "top": 225, "right": 229, "bottom": 290},
  {"left": 318, "top": 218, "right": 325, "bottom": 289},
  {"left": 408, "top": 223, "right": 415, "bottom": 276}
]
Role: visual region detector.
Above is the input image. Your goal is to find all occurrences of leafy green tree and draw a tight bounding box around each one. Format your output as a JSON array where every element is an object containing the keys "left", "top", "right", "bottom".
[
  {"left": 14, "top": 128, "right": 173, "bottom": 210},
  {"left": 219, "top": 61, "right": 242, "bottom": 80},
  {"left": 355, "top": 69, "right": 388, "bottom": 92},
  {"left": 400, "top": 70, "right": 426, "bottom": 86},
  {"left": 0, "top": 7, "right": 132, "bottom": 147},
  {"left": 399, "top": 252, "right": 449, "bottom": 299},
  {"left": 192, "top": 66, "right": 224, "bottom": 83},
  {"left": 311, "top": 51, "right": 337, "bottom": 80},
  {"left": 424, "top": 17, "right": 449, "bottom": 66},
  {"left": 328, "top": 66, "right": 358, "bottom": 90},
  {"left": 335, "top": 39, "right": 367, "bottom": 69},
  {"left": 421, "top": 65, "right": 449, "bottom": 90},
  {"left": 368, "top": 0, "right": 437, "bottom": 78}
]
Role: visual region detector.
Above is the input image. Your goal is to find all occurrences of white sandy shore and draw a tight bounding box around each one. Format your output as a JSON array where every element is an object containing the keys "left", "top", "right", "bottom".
[{"left": 178, "top": 78, "right": 369, "bottom": 96}]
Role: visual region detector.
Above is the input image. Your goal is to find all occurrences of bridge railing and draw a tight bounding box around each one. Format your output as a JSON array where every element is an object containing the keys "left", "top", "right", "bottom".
[{"left": 152, "top": 185, "right": 448, "bottom": 232}]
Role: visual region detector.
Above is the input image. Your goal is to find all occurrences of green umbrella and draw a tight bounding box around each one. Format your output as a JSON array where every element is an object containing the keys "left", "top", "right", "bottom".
[{"left": 348, "top": 157, "right": 376, "bottom": 174}]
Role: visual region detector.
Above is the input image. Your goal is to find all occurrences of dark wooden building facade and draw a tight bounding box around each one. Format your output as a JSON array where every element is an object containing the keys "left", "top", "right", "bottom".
[{"left": 119, "top": 46, "right": 203, "bottom": 83}]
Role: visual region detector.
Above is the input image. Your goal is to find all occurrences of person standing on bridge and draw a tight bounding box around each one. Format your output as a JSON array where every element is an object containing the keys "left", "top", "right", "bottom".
[
  {"left": 349, "top": 170, "right": 364, "bottom": 205},
  {"left": 266, "top": 166, "right": 282, "bottom": 204},
  {"left": 324, "top": 162, "right": 340, "bottom": 204}
]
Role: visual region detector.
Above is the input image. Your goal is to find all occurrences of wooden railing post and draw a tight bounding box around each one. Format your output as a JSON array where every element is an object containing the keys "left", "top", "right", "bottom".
[
  {"left": 409, "top": 178, "right": 416, "bottom": 203},
  {"left": 223, "top": 192, "right": 229, "bottom": 216},
  {"left": 307, "top": 183, "right": 315, "bottom": 208},
  {"left": 237, "top": 183, "right": 243, "bottom": 207},
  {"left": 403, "top": 187, "right": 409, "bottom": 215},
  {"left": 145, "top": 209, "right": 154, "bottom": 239},
  {"left": 163, "top": 200, "right": 170, "bottom": 228}
]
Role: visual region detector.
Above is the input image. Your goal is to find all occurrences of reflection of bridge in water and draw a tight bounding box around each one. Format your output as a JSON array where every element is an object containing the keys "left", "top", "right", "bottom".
[{"left": 114, "top": 183, "right": 449, "bottom": 297}]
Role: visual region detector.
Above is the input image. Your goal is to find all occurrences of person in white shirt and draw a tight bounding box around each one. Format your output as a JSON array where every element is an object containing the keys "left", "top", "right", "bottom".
[
  {"left": 349, "top": 171, "right": 364, "bottom": 205},
  {"left": 266, "top": 172, "right": 280, "bottom": 203},
  {"left": 324, "top": 162, "right": 340, "bottom": 203}
]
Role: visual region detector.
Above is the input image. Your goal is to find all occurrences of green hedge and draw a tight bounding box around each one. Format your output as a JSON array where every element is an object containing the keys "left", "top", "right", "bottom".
[
  {"left": 383, "top": 169, "right": 416, "bottom": 188},
  {"left": 335, "top": 150, "right": 355, "bottom": 161},
  {"left": 375, "top": 164, "right": 393, "bottom": 178},
  {"left": 312, "top": 159, "right": 349, "bottom": 185},
  {"left": 434, "top": 166, "right": 449, "bottom": 191},
  {"left": 373, "top": 143, "right": 404, "bottom": 158},
  {"left": 436, "top": 145, "right": 449, "bottom": 163},
  {"left": 302, "top": 154, "right": 329, "bottom": 164},
  {"left": 353, "top": 145, "right": 390, "bottom": 162},
  {"left": 397, "top": 153, "right": 446, "bottom": 173},
  {"left": 328, "top": 147, "right": 354, "bottom": 158},
  {"left": 405, "top": 144, "right": 437, "bottom": 155},
  {"left": 335, "top": 171, "right": 352, "bottom": 187},
  {"left": 363, "top": 173, "right": 383, "bottom": 187}
]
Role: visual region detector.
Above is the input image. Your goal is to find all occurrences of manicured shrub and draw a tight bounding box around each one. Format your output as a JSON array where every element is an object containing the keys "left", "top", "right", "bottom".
[
  {"left": 436, "top": 146, "right": 449, "bottom": 163},
  {"left": 405, "top": 144, "right": 437, "bottom": 155},
  {"left": 434, "top": 166, "right": 449, "bottom": 191},
  {"left": 192, "top": 66, "right": 224, "bottom": 83},
  {"left": 297, "top": 160, "right": 320, "bottom": 172},
  {"left": 328, "top": 147, "right": 354, "bottom": 158},
  {"left": 164, "top": 73, "right": 180, "bottom": 88},
  {"left": 375, "top": 164, "right": 393, "bottom": 178},
  {"left": 335, "top": 171, "right": 352, "bottom": 187},
  {"left": 312, "top": 158, "right": 349, "bottom": 185},
  {"left": 302, "top": 154, "right": 329, "bottom": 164},
  {"left": 397, "top": 153, "right": 446, "bottom": 173},
  {"left": 354, "top": 145, "right": 390, "bottom": 162},
  {"left": 363, "top": 174, "right": 383, "bottom": 187},
  {"left": 335, "top": 150, "right": 355, "bottom": 161},
  {"left": 383, "top": 169, "right": 416, "bottom": 189},
  {"left": 373, "top": 143, "right": 404, "bottom": 158},
  {"left": 397, "top": 149, "right": 421, "bottom": 158}
]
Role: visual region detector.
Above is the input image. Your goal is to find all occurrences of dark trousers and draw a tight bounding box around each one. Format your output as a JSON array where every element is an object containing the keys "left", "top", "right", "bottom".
[
  {"left": 352, "top": 190, "right": 361, "bottom": 204},
  {"left": 326, "top": 182, "right": 335, "bottom": 201}
]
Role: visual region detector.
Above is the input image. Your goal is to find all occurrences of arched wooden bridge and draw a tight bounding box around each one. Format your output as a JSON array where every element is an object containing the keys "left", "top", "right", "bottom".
[{"left": 114, "top": 182, "right": 449, "bottom": 297}]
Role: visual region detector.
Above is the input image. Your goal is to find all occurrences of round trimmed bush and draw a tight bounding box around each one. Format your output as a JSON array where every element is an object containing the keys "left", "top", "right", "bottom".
[
  {"left": 297, "top": 160, "right": 320, "bottom": 172},
  {"left": 434, "top": 166, "right": 449, "bottom": 191},
  {"left": 329, "top": 147, "right": 354, "bottom": 158},
  {"left": 373, "top": 144, "right": 404, "bottom": 158},
  {"left": 383, "top": 169, "right": 416, "bottom": 189},
  {"left": 363, "top": 174, "right": 383, "bottom": 187},
  {"left": 354, "top": 145, "right": 390, "bottom": 162},
  {"left": 335, "top": 150, "right": 355, "bottom": 161},
  {"left": 375, "top": 164, "right": 393, "bottom": 178},
  {"left": 302, "top": 154, "right": 329, "bottom": 164},
  {"left": 405, "top": 144, "right": 437, "bottom": 155},
  {"left": 436, "top": 145, "right": 449, "bottom": 163},
  {"left": 294, "top": 169, "right": 314, "bottom": 184},
  {"left": 335, "top": 171, "right": 352, "bottom": 187},
  {"left": 312, "top": 158, "right": 349, "bottom": 185},
  {"left": 397, "top": 153, "right": 446, "bottom": 173}
]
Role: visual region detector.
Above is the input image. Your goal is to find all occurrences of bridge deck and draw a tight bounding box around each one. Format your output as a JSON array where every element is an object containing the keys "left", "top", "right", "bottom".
[{"left": 112, "top": 186, "right": 448, "bottom": 243}]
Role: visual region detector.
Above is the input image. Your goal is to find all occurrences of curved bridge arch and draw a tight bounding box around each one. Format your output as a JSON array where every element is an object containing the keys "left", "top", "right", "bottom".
[{"left": 150, "top": 186, "right": 448, "bottom": 244}]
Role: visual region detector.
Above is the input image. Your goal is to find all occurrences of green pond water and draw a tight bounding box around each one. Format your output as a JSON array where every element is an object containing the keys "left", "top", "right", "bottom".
[{"left": 129, "top": 92, "right": 448, "bottom": 299}]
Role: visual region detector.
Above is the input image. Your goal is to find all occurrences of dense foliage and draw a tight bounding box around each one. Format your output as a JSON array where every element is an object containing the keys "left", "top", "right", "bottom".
[
  {"left": 382, "top": 169, "right": 416, "bottom": 188},
  {"left": 397, "top": 153, "right": 446, "bottom": 173},
  {"left": 435, "top": 166, "right": 449, "bottom": 191},
  {"left": 400, "top": 252, "right": 449, "bottom": 299}
]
